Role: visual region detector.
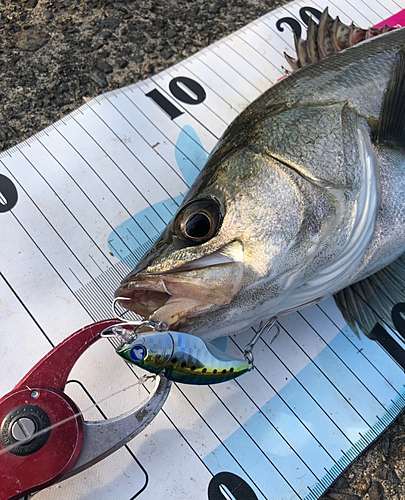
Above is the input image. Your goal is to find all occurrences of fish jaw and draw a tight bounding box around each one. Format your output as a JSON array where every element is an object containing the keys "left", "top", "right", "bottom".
[{"left": 115, "top": 241, "right": 244, "bottom": 328}]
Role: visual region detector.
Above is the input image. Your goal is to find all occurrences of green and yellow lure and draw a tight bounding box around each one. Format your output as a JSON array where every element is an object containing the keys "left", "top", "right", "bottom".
[{"left": 117, "top": 330, "right": 250, "bottom": 385}]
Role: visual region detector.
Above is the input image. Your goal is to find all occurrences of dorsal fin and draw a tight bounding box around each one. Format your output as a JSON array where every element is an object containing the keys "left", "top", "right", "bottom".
[
  {"left": 284, "top": 8, "right": 400, "bottom": 73},
  {"left": 377, "top": 48, "right": 405, "bottom": 147}
]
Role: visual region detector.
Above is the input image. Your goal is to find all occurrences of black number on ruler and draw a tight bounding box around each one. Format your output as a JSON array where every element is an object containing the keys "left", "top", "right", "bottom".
[
  {"left": 391, "top": 303, "right": 405, "bottom": 340},
  {"left": 0, "top": 174, "right": 18, "bottom": 213},
  {"left": 169, "top": 76, "right": 206, "bottom": 105},
  {"left": 276, "top": 17, "right": 302, "bottom": 39},
  {"left": 299, "top": 7, "right": 323, "bottom": 27},
  {"left": 276, "top": 6, "right": 323, "bottom": 38},
  {"left": 208, "top": 472, "right": 258, "bottom": 500},
  {"left": 368, "top": 303, "right": 405, "bottom": 370},
  {"left": 145, "top": 89, "right": 184, "bottom": 120},
  {"left": 146, "top": 77, "right": 206, "bottom": 120}
]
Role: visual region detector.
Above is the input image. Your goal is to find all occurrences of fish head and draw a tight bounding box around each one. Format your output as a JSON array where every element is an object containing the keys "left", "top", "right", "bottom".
[
  {"left": 116, "top": 102, "right": 369, "bottom": 340},
  {"left": 115, "top": 139, "right": 340, "bottom": 340}
]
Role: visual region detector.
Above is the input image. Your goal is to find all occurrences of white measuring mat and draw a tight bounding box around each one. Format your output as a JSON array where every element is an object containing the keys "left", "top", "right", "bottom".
[{"left": 1, "top": 0, "right": 405, "bottom": 498}]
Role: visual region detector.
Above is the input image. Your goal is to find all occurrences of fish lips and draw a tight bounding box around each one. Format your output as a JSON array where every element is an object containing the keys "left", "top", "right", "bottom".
[{"left": 115, "top": 241, "right": 244, "bottom": 327}]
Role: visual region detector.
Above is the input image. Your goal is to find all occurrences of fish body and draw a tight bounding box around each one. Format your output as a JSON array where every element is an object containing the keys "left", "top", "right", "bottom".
[
  {"left": 116, "top": 27, "right": 405, "bottom": 341},
  {"left": 117, "top": 331, "right": 250, "bottom": 384}
]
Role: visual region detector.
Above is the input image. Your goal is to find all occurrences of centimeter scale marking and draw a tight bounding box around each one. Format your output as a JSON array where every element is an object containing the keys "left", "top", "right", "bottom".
[{"left": 1, "top": 0, "right": 405, "bottom": 499}]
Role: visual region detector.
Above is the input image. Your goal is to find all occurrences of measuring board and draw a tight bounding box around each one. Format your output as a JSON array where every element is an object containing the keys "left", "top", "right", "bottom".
[{"left": 1, "top": 1, "right": 405, "bottom": 499}]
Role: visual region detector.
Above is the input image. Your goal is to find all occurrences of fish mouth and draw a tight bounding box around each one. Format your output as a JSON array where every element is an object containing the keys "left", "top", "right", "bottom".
[{"left": 115, "top": 241, "right": 244, "bottom": 329}]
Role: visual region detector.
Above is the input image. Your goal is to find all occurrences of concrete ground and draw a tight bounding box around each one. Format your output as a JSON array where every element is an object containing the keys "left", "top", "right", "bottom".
[{"left": 0, "top": 1, "right": 404, "bottom": 499}]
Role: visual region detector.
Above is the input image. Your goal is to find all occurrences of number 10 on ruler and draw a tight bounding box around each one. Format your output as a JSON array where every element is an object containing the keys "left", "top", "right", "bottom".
[{"left": 146, "top": 76, "right": 206, "bottom": 119}]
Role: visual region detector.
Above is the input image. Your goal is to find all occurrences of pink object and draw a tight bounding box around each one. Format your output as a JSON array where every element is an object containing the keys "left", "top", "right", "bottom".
[{"left": 374, "top": 9, "right": 405, "bottom": 28}]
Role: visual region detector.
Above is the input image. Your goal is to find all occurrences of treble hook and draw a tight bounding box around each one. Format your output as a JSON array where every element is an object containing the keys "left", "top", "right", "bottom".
[
  {"left": 111, "top": 296, "right": 131, "bottom": 319},
  {"left": 243, "top": 317, "right": 279, "bottom": 366}
]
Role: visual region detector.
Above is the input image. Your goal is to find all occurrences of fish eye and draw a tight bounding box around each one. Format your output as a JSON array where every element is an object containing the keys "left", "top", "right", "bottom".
[{"left": 175, "top": 198, "right": 221, "bottom": 244}]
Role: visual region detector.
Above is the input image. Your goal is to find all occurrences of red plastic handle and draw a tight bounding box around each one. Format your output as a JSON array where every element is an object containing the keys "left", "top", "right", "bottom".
[
  {"left": 15, "top": 319, "right": 120, "bottom": 391},
  {"left": 0, "top": 318, "right": 120, "bottom": 500}
]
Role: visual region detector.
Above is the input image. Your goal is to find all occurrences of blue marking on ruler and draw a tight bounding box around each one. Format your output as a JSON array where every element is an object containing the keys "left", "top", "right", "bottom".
[
  {"left": 175, "top": 125, "right": 206, "bottom": 186},
  {"left": 203, "top": 326, "right": 405, "bottom": 500},
  {"left": 107, "top": 125, "right": 207, "bottom": 264}
]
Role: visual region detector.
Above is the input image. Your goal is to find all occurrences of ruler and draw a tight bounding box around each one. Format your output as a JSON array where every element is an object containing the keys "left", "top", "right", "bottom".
[{"left": 1, "top": 1, "right": 405, "bottom": 499}]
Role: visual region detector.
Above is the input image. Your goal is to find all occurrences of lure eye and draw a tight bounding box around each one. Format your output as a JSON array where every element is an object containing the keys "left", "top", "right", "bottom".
[
  {"left": 175, "top": 198, "right": 221, "bottom": 244},
  {"left": 130, "top": 345, "right": 146, "bottom": 361}
]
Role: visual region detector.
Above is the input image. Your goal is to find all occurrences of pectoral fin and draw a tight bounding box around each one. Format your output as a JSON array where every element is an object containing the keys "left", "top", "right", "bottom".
[{"left": 333, "top": 253, "right": 405, "bottom": 339}]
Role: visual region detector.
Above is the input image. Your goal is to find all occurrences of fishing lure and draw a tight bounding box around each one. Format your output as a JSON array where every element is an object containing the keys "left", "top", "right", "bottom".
[{"left": 102, "top": 318, "right": 278, "bottom": 385}]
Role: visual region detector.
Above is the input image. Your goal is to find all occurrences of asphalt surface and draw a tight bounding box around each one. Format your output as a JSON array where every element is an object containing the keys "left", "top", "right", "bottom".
[{"left": 0, "top": 1, "right": 404, "bottom": 499}]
